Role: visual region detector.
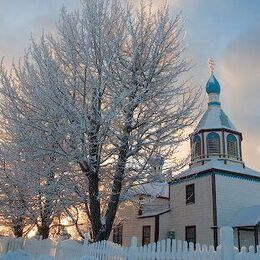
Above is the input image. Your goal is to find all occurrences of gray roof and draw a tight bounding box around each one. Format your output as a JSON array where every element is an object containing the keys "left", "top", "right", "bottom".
[
  {"left": 227, "top": 205, "right": 260, "bottom": 227},
  {"left": 195, "top": 105, "right": 237, "bottom": 133},
  {"left": 172, "top": 159, "right": 260, "bottom": 181},
  {"left": 126, "top": 182, "right": 169, "bottom": 198}
]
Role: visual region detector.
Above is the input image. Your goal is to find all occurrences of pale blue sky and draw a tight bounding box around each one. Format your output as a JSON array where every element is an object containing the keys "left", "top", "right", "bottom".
[{"left": 0, "top": 0, "right": 259, "bottom": 170}]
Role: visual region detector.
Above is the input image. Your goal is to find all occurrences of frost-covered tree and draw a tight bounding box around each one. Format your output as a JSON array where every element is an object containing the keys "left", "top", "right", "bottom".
[
  {"left": 0, "top": 0, "right": 201, "bottom": 241},
  {"left": 0, "top": 134, "right": 68, "bottom": 238},
  {"left": 0, "top": 146, "right": 34, "bottom": 237}
]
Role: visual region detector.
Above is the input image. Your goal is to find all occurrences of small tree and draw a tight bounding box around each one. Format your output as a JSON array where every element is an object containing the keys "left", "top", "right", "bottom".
[
  {"left": 0, "top": 0, "right": 201, "bottom": 241},
  {"left": 0, "top": 126, "right": 71, "bottom": 238},
  {"left": 0, "top": 150, "right": 34, "bottom": 237}
]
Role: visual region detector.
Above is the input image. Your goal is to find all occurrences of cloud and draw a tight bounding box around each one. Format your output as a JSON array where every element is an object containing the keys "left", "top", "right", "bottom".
[
  {"left": 219, "top": 27, "right": 260, "bottom": 170},
  {"left": 0, "top": 0, "right": 259, "bottom": 171},
  {"left": 0, "top": 0, "right": 80, "bottom": 67}
]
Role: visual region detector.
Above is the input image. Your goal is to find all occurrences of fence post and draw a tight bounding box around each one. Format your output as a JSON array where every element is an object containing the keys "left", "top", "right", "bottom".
[
  {"left": 130, "top": 237, "right": 137, "bottom": 248},
  {"left": 82, "top": 233, "right": 90, "bottom": 257},
  {"left": 128, "top": 237, "right": 137, "bottom": 259},
  {"left": 220, "top": 226, "right": 234, "bottom": 260}
]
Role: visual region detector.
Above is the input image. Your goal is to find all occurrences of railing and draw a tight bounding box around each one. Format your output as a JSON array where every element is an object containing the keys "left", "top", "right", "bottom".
[
  {"left": 83, "top": 237, "right": 221, "bottom": 259},
  {"left": 0, "top": 237, "right": 82, "bottom": 259},
  {"left": 0, "top": 227, "right": 259, "bottom": 259},
  {"left": 82, "top": 227, "right": 260, "bottom": 260}
]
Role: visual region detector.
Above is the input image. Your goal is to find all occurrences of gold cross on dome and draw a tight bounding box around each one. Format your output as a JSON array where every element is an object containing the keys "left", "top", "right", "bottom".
[{"left": 208, "top": 58, "right": 215, "bottom": 74}]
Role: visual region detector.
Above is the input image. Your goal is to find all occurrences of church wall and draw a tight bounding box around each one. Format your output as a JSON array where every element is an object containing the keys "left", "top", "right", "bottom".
[
  {"left": 158, "top": 211, "right": 173, "bottom": 240},
  {"left": 215, "top": 174, "right": 260, "bottom": 247},
  {"left": 216, "top": 174, "right": 260, "bottom": 226},
  {"left": 111, "top": 197, "right": 169, "bottom": 247},
  {"left": 109, "top": 201, "right": 155, "bottom": 246},
  {"left": 170, "top": 175, "right": 214, "bottom": 245}
]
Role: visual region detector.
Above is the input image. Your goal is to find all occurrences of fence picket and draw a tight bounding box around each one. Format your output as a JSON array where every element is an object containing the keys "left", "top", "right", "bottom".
[
  {"left": 56, "top": 239, "right": 82, "bottom": 260},
  {"left": 0, "top": 226, "right": 259, "bottom": 259},
  {"left": 182, "top": 241, "right": 188, "bottom": 260},
  {"left": 187, "top": 242, "right": 194, "bottom": 260},
  {"left": 0, "top": 237, "right": 9, "bottom": 253}
]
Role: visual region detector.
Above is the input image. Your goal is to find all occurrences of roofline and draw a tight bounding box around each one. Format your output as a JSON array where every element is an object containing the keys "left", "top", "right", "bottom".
[
  {"left": 232, "top": 225, "right": 258, "bottom": 228},
  {"left": 192, "top": 128, "right": 243, "bottom": 140},
  {"left": 134, "top": 193, "right": 169, "bottom": 200},
  {"left": 137, "top": 209, "right": 171, "bottom": 219},
  {"left": 170, "top": 168, "right": 260, "bottom": 185}
]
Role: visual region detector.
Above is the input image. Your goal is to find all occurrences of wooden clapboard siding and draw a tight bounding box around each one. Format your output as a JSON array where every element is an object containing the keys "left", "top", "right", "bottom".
[{"left": 170, "top": 175, "right": 214, "bottom": 246}]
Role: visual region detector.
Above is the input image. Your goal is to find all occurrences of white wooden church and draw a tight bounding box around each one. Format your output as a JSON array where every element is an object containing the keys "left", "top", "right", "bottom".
[{"left": 110, "top": 68, "right": 260, "bottom": 250}]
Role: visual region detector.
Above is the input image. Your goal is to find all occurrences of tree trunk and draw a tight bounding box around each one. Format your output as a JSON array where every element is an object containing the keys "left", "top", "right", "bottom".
[
  {"left": 80, "top": 162, "right": 102, "bottom": 242},
  {"left": 83, "top": 87, "right": 103, "bottom": 242},
  {"left": 12, "top": 218, "right": 24, "bottom": 237},
  {"left": 38, "top": 223, "right": 50, "bottom": 239},
  {"left": 94, "top": 101, "right": 136, "bottom": 242},
  {"left": 38, "top": 208, "right": 52, "bottom": 239}
]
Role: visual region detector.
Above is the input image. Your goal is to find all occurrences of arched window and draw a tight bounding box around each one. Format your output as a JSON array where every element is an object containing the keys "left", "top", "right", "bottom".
[
  {"left": 192, "top": 135, "right": 201, "bottom": 158},
  {"left": 207, "top": 132, "right": 220, "bottom": 155},
  {"left": 227, "top": 134, "right": 238, "bottom": 158}
]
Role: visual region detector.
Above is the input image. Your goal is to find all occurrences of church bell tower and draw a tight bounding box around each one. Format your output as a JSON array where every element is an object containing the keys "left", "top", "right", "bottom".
[{"left": 190, "top": 59, "right": 244, "bottom": 168}]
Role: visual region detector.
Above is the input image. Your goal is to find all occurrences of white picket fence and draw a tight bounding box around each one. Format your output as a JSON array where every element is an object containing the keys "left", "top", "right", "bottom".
[
  {"left": 82, "top": 227, "right": 260, "bottom": 260},
  {"left": 0, "top": 237, "right": 83, "bottom": 259},
  {"left": 0, "top": 227, "right": 259, "bottom": 259}
]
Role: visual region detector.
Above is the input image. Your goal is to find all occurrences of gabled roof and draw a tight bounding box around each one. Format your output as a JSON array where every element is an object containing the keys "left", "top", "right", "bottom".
[
  {"left": 227, "top": 205, "right": 260, "bottom": 227},
  {"left": 171, "top": 159, "right": 260, "bottom": 183},
  {"left": 194, "top": 105, "right": 237, "bottom": 133},
  {"left": 125, "top": 182, "right": 169, "bottom": 199}
]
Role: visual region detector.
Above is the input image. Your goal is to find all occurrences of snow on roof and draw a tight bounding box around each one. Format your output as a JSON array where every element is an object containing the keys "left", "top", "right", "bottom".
[
  {"left": 227, "top": 205, "right": 260, "bottom": 227},
  {"left": 194, "top": 105, "right": 237, "bottom": 133},
  {"left": 127, "top": 182, "right": 169, "bottom": 198},
  {"left": 172, "top": 159, "right": 260, "bottom": 181}
]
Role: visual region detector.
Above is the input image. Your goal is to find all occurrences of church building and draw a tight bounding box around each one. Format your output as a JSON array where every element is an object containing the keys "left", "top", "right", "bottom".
[{"left": 111, "top": 67, "right": 260, "bottom": 250}]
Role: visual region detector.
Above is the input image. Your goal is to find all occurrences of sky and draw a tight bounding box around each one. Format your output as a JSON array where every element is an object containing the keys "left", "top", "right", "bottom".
[{"left": 0, "top": 0, "right": 259, "bottom": 170}]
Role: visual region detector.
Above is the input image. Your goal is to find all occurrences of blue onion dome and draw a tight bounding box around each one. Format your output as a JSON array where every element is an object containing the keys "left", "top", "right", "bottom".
[{"left": 206, "top": 74, "right": 221, "bottom": 94}]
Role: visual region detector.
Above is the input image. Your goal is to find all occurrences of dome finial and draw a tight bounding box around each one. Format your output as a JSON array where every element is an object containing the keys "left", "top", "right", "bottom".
[
  {"left": 206, "top": 58, "right": 221, "bottom": 106},
  {"left": 208, "top": 57, "right": 215, "bottom": 74}
]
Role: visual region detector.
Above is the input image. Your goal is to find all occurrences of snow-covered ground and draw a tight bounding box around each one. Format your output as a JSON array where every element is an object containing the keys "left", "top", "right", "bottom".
[{"left": 0, "top": 250, "right": 54, "bottom": 260}]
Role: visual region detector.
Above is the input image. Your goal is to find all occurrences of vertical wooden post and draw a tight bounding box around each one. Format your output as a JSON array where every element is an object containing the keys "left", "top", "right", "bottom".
[
  {"left": 220, "top": 226, "right": 234, "bottom": 260},
  {"left": 129, "top": 237, "right": 138, "bottom": 260},
  {"left": 254, "top": 225, "right": 259, "bottom": 253},
  {"left": 82, "top": 233, "right": 90, "bottom": 256},
  {"left": 154, "top": 215, "right": 159, "bottom": 242},
  {"left": 237, "top": 227, "right": 241, "bottom": 251},
  {"left": 211, "top": 174, "right": 218, "bottom": 249}
]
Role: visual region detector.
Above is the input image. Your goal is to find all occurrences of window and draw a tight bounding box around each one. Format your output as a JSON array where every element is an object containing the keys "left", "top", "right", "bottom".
[
  {"left": 142, "top": 226, "right": 151, "bottom": 245},
  {"left": 186, "top": 226, "right": 196, "bottom": 245},
  {"left": 227, "top": 134, "right": 238, "bottom": 158},
  {"left": 192, "top": 135, "right": 201, "bottom": 158},
  {"left": 138, "top": 204, "right": 143, "bottom": 216},
  {"left": 186, "top": 184, "right": 195, "bottom": 204},
  {"left": 113, "top": 224, "right": 123, "bottom": 245},
  {"left": 207, "top": 132, "right": 220, "bottom": 155}
]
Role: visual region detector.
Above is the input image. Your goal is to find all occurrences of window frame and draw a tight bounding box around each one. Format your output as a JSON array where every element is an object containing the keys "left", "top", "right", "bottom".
[
  {"left": 112, "top": 224, "right": 123, "bottom": 245},
  {"left": 186, "top": 183, "right": 195, "bottom": 205},
  {"left": 207, "top": 132, "right": 221, "bottom": 155},
  {"left": 185, "top": 225, "right": 196, "bottom": 246},
  {"left": 192, "top": 135, "right": 202, "bottom": 159},
  {"left": 142, "top": 225, "right": 151, "bottom": 246},
  {"left": 227, "top": 134, "right": 238, "bottom": 158}
]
